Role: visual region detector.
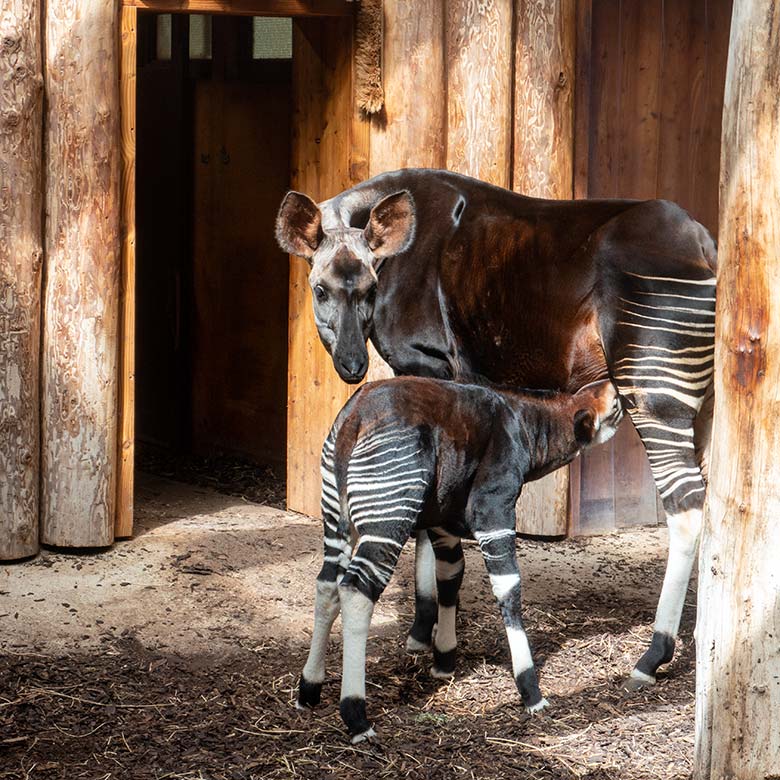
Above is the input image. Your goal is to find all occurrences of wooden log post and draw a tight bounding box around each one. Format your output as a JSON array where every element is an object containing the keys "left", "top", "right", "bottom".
[
  {"left": 695, "top": 0, "right": 780, "bottom": 775},
  {"left": 446, "top": 0, "right": 513, "bottom": 186},
  {"left": 0, "top": 1, "right": 43, "bottom": 560},
  {"left": 41, "top": 0, "right": 121, "bottom": 547},
  {"left": 366, "top": 0, "right": 446, "bottom": 382},
  {"left": 512, "top": 0, "right": 576, "bottom": 537}
]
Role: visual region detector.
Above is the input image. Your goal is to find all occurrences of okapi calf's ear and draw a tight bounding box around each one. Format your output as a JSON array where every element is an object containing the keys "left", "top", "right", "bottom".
[
  {"left": 276, "top": 191, "right": 324, "bottom": 261},
  {"left": 364, "top": 191, "right": 416, "bottom": 261},
  {"left": 573, "top": 408, "right": 600, "bottom": 446}
]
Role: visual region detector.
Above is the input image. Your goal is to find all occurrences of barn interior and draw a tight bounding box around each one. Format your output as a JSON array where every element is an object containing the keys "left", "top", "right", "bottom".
[{"left": 134, "top": 12, "right": 291, "bottom": 504}]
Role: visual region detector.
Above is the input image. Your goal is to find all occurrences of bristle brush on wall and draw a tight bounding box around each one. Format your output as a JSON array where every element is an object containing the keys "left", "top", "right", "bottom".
[{"left": 354, "top": 0, "right": 384, "bottom": 115}]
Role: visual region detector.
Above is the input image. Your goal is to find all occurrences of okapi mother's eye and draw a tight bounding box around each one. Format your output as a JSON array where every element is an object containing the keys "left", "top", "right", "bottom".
[{"left": 314, "top": 284, "right": 328, "bottom": 302}]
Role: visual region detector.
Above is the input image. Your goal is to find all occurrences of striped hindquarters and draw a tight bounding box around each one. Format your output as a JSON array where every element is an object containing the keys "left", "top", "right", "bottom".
[
  {"left": 612, "top": 271, "right": 716, "bottom": 511},
  {"left": 340, "top": 425, "right": 431, "bottom": 601}
]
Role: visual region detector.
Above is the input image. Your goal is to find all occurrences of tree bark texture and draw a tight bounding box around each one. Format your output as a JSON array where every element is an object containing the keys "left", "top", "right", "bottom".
[
  {"left": 42, "top": 0, "right": 121, "bottom": 547},
  {"left": 0, "top": 0, "right": 43, "bottom": 559},
  {"left": 695, "top": 0, "right": 780, "bottom": 776}
]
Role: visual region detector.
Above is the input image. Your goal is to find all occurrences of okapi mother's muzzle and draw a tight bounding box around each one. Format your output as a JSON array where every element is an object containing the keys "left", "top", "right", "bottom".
[{"left": 275, "top": 188, "right": 417, "bottom": 383}]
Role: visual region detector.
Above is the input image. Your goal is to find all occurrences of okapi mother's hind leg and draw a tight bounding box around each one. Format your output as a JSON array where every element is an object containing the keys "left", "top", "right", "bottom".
[{"left": 608, "top": 266, "right": 716, "bottom": 689}]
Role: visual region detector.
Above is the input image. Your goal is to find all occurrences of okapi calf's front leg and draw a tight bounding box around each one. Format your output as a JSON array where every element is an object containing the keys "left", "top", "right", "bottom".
[{"left": 473, "top": 513, "right": 548, "bottom": 713}]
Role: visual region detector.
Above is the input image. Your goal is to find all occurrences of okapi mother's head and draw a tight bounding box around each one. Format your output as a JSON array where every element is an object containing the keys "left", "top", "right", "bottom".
[{"left": 276, "top": 190, "right": 416, "bottom": 383}]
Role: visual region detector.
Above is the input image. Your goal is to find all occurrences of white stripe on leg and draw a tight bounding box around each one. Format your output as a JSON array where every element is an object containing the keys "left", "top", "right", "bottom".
[
  {"left": 505, "top": 625, "right": 534, "bottom": 678},
  {"left": 415, "top": 530, "right": 437, "bottom": 602},
  {"left": 434, "top": 605, "right": 457, "bottom": 653}
]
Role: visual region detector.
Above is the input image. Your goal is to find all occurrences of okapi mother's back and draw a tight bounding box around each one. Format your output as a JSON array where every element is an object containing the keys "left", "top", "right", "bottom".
[{"left": 276, "top": 168, "right": 717, "bottom": 689}]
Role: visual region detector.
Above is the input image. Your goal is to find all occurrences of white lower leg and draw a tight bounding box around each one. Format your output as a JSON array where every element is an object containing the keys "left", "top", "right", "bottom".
[
  {"left": 628, "top": 507, "right": 701, "bottom": 685},
  {"left": 339, "top": 586, "right": 376, "bottom": 742},
  {"left": 434, "top": 605, "right": 457, "bottom": 653},
  {"left": 431, "top": 605, "right": 457, "bottom": 679},
  {"left": 339, "top": 587, "right": 374, "bottom": 700},
  {"left": 653, "top": 508, "right": 702, "bottom": 638},
  {"left": 302, "top": 580, "right": 340, "bottom": 685}
]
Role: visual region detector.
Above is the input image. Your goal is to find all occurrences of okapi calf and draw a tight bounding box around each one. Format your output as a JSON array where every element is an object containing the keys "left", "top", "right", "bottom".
[{"left": 298, "top": 377, "right": 622, "bottom": 742}]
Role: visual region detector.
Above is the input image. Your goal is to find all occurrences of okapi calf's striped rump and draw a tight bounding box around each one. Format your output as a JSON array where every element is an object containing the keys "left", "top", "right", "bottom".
[{"left": 298, "top": 377, "right": 622, "bottom": 743}]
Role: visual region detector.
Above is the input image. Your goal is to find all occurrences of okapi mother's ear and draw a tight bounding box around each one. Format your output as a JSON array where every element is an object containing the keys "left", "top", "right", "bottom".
[
  {"left": 364, "top": 190, "right": 416, "bottom": 260},
  {"left": 573, "top": 408, "right": 600, "bottom": 446},
  {"left": 275, "top": 191, "right": 324, "bottom": 261}
]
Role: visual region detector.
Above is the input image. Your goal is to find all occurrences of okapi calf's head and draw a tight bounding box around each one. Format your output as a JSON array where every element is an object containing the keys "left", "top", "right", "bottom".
[
  {"left": 276, "top": 189, "right": 416, "bottom": 382},
  {"left": 492, "top": 378, "right": 623, "bottom": 483}
]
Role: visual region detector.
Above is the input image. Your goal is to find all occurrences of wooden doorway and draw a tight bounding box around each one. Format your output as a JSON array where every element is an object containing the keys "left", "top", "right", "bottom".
[{"left": 119, "top": 0, "right": 365, "bottom": 536}]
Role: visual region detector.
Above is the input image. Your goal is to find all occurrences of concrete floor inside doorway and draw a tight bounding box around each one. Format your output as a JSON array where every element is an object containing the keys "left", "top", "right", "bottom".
[{"left": 1, "top": 472, "right": 696, "bottom": 779}]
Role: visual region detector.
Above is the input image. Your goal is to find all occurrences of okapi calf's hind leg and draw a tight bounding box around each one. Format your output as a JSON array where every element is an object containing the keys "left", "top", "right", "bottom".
[
  {"left": 298, "top": 438, "right": 351, "bottom": 709},
  {"left": 299, "top": 579, "right": 342, "bottom": 708},
  {"left": 337, "top": 528, "right": 414, "bottom": 743},
  {"left": 427, "top": 528, "right": 465, "bottom": 678}
]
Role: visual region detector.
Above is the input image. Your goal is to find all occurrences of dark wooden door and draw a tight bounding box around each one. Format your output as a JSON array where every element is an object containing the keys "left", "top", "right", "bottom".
[{"left": 191, "top": 75, "right": 291, "bottom": 466}]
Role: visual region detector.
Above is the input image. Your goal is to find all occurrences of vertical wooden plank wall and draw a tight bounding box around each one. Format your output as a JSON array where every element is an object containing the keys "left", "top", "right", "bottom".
[
  {"left": 574, "top": 0, "right": 731, "bottom": 534},
  {"left": 42, "top": 0, "right": 121, "bottom": 547},
  {"left": 0, "top": 0, "right": 43, "bottom": 560},
  {"left": 117, "top": 6, "right": 137, "bottom": 538},
  {"left": 512, "top": 0, "right": 576, "bottom": 537},
  {"left": 287, "top": 18, "right": 367, "bottom": 517}
]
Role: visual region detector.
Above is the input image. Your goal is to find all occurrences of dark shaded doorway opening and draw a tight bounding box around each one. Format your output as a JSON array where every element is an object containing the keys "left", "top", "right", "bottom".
[{"left": 134, "top": 12, "right": 290, "bottom": 507}]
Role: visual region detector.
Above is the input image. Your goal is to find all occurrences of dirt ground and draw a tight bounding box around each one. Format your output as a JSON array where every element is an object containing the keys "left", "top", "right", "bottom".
[{"left": 0, "top": 472, "right": 696, "bottom": 780}]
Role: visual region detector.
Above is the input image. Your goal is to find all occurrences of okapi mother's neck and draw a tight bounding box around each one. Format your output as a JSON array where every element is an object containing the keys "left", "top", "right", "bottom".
[{"left": 276, "top": 168, "right": 717, "bottom": 689}]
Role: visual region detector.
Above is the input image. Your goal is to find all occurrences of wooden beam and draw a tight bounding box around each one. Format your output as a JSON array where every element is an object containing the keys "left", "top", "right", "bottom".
[
  {"left": 695, "top": 0, "right": 779, "bottom": 775},
  {"left": 116, "top": 5, "right": 137, "bottom": 539},
  {"left": 369, "top": 0, "right": 445, "bottom": 175},
  {"left": 42, "top": 0, "right": 121, "bottom": 548},
  {"left": 286, "top": 18, "right": 364, "bottom": 517},
  {"left": 123, "top": 0, "right": 353, "bottom": 17},
  {"left": 0, "top": 0, "right": 43, "bottom": 560},
  {"left": 512, "top": 0, "right": 576, "bottom": 538}
]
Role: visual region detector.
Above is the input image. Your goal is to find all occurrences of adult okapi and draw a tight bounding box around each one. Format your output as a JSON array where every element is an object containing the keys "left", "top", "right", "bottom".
[{"left": 275, "top": 168, "right": 716, "bottom": 690}]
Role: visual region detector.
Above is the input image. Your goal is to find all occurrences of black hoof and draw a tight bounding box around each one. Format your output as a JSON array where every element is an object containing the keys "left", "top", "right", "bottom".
[
  {"left": 297, "top": 675, "right": 322, "bottom": 708},
  {"left": 409, "top": 597, "right": 438, "bottom": 649},
  {"left": 340, "top": 696, "right": 372, "bottom": 740},
  {"left": 432, "top": 646, "right": 456, "bottom": 678}
]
